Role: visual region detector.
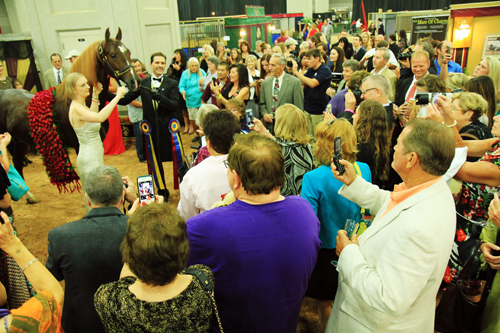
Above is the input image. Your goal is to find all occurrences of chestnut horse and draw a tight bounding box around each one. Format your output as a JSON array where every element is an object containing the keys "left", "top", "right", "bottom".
[{"left": 0, "top": 28, "right": 138, "bottom": 202}]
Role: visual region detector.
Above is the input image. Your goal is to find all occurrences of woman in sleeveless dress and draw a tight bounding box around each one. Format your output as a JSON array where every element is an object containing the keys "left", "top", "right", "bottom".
[
  {"left": 103, "top": 78, "right": 126, "bottom": 155},
  {"left": 65, "top": 73, "right": 126, "bottom": 211}
]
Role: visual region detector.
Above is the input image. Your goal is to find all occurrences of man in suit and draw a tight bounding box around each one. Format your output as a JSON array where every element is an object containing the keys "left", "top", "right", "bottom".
[
  {"left": 352, "top": 35, "right": 366, "bottom": 62},
  {"left": 260, "top": 53, "right": 304, "bottom": 134},
  {"left": 117, "top": 52, "right": 179, "bottom": 200},
  {"left": 377, "top": 18, "right": 385, "bottom": 36},
  {"left": 388, "top": 34, "right": 400, "bottom": 58},
  {"left": 327, "top": 119, "right": 456, "bottom": 333},
  {"left": 360, "top": 74, "right": 394, "bottom": 130},
  {"left": 46, "top": 166, "right": 137, "bottom": 333},
  {"left": 372, "top": 48, "right": 398, "bottom": 102},
  {"left": 43, "top": 53, "right": 68, "bottom": 88}
]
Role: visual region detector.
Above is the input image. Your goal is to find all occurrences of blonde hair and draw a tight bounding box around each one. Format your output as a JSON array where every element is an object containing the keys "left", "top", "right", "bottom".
[
  {"left": 245, "top": 55, "right": 257, "bottom": 67},
  {"left": 446, "top": 73, "right": 469, "bottom": 92},
  {"left": 227, "top": 98, "right": 245, "bottom": 112},
  {"left": 485, "top": 56, "right": 500, "bottom": 94},
  {"left": 187, "top": 57, "right": 203, "bottom": 78},
  {"left": 64, "top": 72, "right": 85, "bottom": 99},
  {"left": 453, "top": 92, "right": 489, "bottom": 123},
  {"left": 300, "top": 42, "right": 311, "bottom": 53},
  {"left": 274, "top": 104, "right": 309, "bottom": 145},
  {"left": 314, "top": 118, "right": 358, "bottom": 165},
  {"left": 271, "top": 46, "right": 283, "bottom": 54},
  {"left": 203, "top": 44, "right": 215, "bottom": 57}
]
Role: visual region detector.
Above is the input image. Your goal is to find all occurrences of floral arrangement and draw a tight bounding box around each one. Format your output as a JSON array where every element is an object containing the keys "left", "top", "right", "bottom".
[{"left": 27, "top": 88, "right": 81, "bottom": 193}]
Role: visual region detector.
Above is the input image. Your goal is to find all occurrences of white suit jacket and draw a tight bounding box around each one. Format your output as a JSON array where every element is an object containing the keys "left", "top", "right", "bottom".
[{"left": 326, "top": 176, "right": 455, "bottom": 333}]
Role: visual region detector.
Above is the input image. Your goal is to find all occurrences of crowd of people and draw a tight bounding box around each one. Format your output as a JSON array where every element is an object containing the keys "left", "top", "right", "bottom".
[{"left": 1, "top": 22, "right": 500, "bottom": 333}]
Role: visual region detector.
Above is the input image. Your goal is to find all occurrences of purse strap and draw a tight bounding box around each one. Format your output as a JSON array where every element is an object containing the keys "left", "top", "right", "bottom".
[{"left": 184, "top": 268, "right": 224, "bottom": 333}]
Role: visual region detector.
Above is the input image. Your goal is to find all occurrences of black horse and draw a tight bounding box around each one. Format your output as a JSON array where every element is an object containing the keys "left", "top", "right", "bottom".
[{"left": 0, "top": 28, "right": 138, "bottom": 201}]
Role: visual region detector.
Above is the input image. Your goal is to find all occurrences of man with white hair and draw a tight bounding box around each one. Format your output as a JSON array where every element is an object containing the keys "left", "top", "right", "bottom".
[
  {"left": 260, "top": 53, "right": 304, "bottom": 134},
  {"left": 371, "top": 48, "right": 398, "bottom": 102}
]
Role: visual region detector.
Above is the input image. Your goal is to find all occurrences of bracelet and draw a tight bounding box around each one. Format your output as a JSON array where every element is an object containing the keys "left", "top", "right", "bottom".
[
  {"left": 344, "top": 109, "right": 354, "bottom": 114},
  {"left": 22, "top": 258, "right": 39, "bottom": 272},
  {"left": 217, "top": 94, "right": 222, "bottom": 100},
  {"left": 264, "top": 130, "right": 270, "bottom": 136},
  {"left": 442, "top": 120, "right": 457, "bottom": 128}
]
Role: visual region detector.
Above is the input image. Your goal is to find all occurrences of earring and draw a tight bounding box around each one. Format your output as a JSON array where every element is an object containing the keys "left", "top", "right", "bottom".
[{"left": 74, "top": 91, "right": 77, "bottom": 98}]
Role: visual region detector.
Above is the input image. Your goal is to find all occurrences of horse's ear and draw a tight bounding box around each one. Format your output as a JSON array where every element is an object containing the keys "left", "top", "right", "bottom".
[
  {"left": 116, "top": 28, "right": 122, "bottom": 41},
  {"left": 105, "top": 28, "right": 110, "bottom": 41}
]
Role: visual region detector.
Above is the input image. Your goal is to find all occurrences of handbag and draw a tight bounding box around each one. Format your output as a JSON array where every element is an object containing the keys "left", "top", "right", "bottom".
[
  {"left": 7, "top": 166, "right": 29, "bottom": 201},
  {"left": 435, "top": 242, "right": 495, "bottom": 333},
  {"left": 184, "top": 268, "right": 224, "bottom": 333}
]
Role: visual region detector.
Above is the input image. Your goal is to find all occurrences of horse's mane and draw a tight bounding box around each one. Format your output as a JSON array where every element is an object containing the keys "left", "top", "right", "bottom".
[{"left": 56, "top": 41, "right": 101, "bottom": 97}]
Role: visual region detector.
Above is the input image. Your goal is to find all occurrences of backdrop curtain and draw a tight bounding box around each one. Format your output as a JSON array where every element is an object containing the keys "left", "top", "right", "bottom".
[
  {"left": 0, "top": 40, "right": 42, "bottom": 93},
  {"left": 177, "top": 0, "right": 285, "bottom": 21}
]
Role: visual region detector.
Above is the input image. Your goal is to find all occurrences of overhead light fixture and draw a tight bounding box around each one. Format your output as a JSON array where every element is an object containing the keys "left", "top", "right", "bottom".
[
  {"left": 240, "top": 30, "right": 246, "bottom": 37},
  {"left": 212, "top": 12, "right": 215, "bottom": 15}
]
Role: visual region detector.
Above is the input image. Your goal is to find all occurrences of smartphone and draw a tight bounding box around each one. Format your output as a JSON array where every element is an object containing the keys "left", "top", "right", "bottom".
[
  {"left": 212, "top": 77, "right": 217, "bottom": 85},
  {"left": 332, "top": 136, "right": 345, "bottom": 175},
  {"left": 137, "top": 175, "right": 155, "bottom": 204},
  {"left": 245, "top": 109, "right": 255, "bottom": 128},
  {"left": 345, "top": 219, "right": 360, "bottom": 239},
  {"left": 446, "top": 45, "right": 452, "bottom": 54}
]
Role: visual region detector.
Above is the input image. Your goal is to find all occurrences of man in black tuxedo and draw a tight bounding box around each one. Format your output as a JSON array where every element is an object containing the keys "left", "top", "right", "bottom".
[
  {"left": 352, "top": 35, "right": 366, "bottom": 62},
  {"left": 46, "top": 166, "right": 137, "bottom": 333},
  {"left": 117, "top": 52, "right": 179, "bottom": 199}
]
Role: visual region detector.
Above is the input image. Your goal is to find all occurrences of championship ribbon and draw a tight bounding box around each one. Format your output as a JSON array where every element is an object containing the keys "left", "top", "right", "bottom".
[
  {"left": 169, "top": 119, "right": 186, "bottom": 190},
  {"left": 140, "top": 120, "right": 165, "bottom": 191}
]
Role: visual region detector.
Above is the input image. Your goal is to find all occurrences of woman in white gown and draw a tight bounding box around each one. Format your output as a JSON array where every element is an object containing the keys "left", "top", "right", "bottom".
[{"left": 65, "top": 73, "right": 126, "bottom": 211}]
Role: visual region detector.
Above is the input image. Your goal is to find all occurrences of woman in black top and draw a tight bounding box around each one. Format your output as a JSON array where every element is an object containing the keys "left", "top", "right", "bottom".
[
  {"left": 352, "top": 100, "right": 390, "bottom": 188},
  {"left": 452, "top": 92, "right": 494, "bottom": 162},
  {"left": 168, "top": 49, "right": 189, "bottom": 133},
  {"left": 338, "top": 37, "right": 353, "bottom": 61}
]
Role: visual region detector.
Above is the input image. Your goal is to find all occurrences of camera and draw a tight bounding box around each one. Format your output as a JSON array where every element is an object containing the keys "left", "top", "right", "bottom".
[
  {"left": 287, "top": 60, "right": 293, "bottom": 68},
  {"left": 352, "top": 84, "right": 363, "bottom": 105},
  {"left": 415, "top": 92, "right": 453, "bottom": 105},
  {"left": 397, "top": 50, "right": 413, "bottom": 61},
  {"left": 171, "top": 59, "right": 177, "bottom": 65}
]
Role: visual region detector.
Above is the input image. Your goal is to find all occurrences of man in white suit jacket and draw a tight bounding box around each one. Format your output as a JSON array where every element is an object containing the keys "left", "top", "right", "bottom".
[
  {"left": 260, "top": 54, "right": 304, "bottom": 133},
  {"left": 327, "top": 119, "right": 457, "bottom": 333}
]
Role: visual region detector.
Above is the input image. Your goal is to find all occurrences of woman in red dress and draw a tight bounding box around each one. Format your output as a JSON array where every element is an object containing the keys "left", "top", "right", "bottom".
[{"left": 103, "top": 78, "right": 126, "bottom": 155}]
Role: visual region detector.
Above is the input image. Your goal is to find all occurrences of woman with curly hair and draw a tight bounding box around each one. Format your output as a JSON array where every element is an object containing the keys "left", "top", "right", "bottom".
[
  {"left": 301, "top": 118, "right": 371, "bottom": 331},
  {"left": 353, "top": 100, "right": 391, "bottom": 187}
]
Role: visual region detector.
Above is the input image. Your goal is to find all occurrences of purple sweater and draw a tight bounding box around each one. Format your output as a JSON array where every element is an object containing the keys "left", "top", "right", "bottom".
[
  {"left": 326, "top": 88, "right": 348, "bottom": 117},
  {"left": 187, "top": 196, "right": 321, "bottom": 333}
]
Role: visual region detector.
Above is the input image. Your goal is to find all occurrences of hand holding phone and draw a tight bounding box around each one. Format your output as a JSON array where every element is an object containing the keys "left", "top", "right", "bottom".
[{"left": 137, "top": 175, "right": 155, "bottom": 204}]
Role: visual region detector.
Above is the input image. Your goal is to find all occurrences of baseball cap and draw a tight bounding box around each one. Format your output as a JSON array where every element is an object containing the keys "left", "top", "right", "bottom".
[{"left": 64, "top": 50, "right": 81, "bottom": 59}]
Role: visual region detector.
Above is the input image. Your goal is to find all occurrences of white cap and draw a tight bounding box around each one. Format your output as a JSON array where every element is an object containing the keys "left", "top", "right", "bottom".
[{"left": 64, "top": 50, "right": 81, "bottom": 59}]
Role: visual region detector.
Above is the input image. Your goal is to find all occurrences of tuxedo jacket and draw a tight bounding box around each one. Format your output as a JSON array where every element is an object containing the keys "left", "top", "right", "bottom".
[
  {"left": 43, "top": 67, "right": 69, "bottom": 88},
  {"left": 327, "top": 177, "right": 455, "bottom": 333},
  {"left": 119, "top": 76, "right": 179, "bottom": 161},
  {"left": 259, "top": 74, "right": 304, "bottom": 116}
]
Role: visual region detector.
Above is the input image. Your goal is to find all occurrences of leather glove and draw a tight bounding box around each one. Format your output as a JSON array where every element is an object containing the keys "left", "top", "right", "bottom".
[{"left": 150, "top": 90, "right": 161, "bottom": 101}]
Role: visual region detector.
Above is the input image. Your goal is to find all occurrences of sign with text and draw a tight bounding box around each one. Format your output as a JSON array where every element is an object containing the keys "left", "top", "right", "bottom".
[{"left": 410, "top": 15, "right": 449, "bottom": 45}]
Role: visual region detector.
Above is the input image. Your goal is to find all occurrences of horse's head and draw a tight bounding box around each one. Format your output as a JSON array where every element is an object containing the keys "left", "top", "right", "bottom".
[{"left": 99, "top": 28, "right": 139, "bottom": 92}]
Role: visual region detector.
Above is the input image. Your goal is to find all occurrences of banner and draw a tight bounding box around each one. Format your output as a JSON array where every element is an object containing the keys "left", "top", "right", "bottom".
[{"left": 410, "top": 15, "right": 449, "bottom": 45}]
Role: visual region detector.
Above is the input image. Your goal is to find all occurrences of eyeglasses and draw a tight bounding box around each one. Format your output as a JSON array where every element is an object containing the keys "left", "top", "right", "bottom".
[
  {"left": 223, "top": 160, "right": 230, "bottom": 169},
  {"left": 328, "top": 119, "right": 336, "bottom": 127},
  {"left": 361, "top": 87, "right": 377, "bottom": 94}
]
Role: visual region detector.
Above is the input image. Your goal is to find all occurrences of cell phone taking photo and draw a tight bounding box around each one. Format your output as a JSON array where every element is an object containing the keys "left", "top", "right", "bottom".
[
  {"left": 137, "top": 175, "right": 155, "bottom": 204},
  {"left": 332, "top": 136, "right": 345, "bottom": 175},
  {"left": 245, "top": 109, "right": 255, "bottom": 128}
]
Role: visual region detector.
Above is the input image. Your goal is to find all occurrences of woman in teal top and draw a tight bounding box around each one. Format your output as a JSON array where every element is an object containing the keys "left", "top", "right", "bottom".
[
  {"left": 179, "top": 57, "right": 206, "bottom": 134},
  {"left": 301, "top": 118, "right": 371, "bottom": 332}
]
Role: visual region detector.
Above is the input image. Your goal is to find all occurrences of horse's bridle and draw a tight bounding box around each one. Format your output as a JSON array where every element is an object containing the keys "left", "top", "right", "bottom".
[{"left": 98, "top": 41, "right": 134, "bottom": 85}]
